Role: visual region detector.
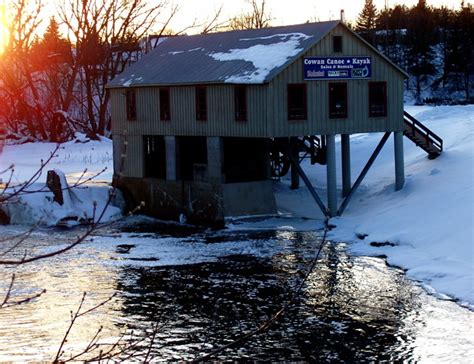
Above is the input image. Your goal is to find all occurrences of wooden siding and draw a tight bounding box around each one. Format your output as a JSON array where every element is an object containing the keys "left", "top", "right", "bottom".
[
  {"left": 111, "top": 84, "right": 268, "bottom": 138},
  {"left": 113, "top": 134, "right": 143, "bottom": 177},
  {"left": 268, "top": 23, "right": 404, "bottom": 137}
]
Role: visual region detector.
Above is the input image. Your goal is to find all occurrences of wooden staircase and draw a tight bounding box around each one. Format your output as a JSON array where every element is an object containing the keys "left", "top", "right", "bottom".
[{"left": 403, "top": 111, "right": 443, "bottom": 159}]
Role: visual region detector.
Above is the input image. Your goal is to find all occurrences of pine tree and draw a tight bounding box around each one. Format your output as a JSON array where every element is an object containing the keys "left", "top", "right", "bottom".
[
  {"left": 30, "top": 17, "right": 71, "bottom": 69},
  {"left": 454, "top": 3, "right": 474, "bottom": 101},
  {"left": 356, "top": 0, "right": 378, "bottom": 45},
  {"left": 405, "top": 0, "right": 436, "bottom": 103}
]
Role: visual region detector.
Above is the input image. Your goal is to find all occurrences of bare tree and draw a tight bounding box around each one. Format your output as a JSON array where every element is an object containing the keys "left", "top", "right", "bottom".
[
  {"left": 228, "top": 0, "right": 272, "bottom": 30},
  {"left": 0, "top": 0, "right": 49, "bottom": 141},
  {"left": 57, "top": 0, "right": 178, "bottom": 138}
]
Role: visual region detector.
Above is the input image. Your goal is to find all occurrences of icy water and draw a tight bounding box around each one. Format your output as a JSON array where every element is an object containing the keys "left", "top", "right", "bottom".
[{"left": 0, "top": 217, "right": 473, "bottom": 362}]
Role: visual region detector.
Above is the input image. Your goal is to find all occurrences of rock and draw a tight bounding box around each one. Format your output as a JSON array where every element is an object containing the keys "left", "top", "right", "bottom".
[
  {"left": 47, "top": 170, "right": 64, "bottom": 205},
  {"left": 0, "top": 207, "right": 10, "bottom": 225}
]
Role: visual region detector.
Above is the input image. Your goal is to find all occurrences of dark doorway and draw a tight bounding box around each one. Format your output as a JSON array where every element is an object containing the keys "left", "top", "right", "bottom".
[
  {"left": 329, "top": 82, "right": 348, "bottom": 119},
  {"left": 143, "top": 135, "right": 166, "bottom": 179},
  {"left": 177, "top": 136, "right": 207, "bottom": 181},
  {"left": 223, "top": 138, "right": 268, "bottom": 183}
]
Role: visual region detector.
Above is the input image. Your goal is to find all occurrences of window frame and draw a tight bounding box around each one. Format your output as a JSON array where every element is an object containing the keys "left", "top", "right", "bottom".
[
  {"left": 368, "top": 81, "right": 388, "bottom": 117},
  {"left": 195, "top": 86, "right": 208, "bottom": 121},
  {"left": 126, "top": 89, "right": 137, "bottom": 121},
  {"left": 333, "top": 36, "right": 343, "bottom": 53},
  {"left": 234, "top": 85, "right": 248, "bottom": 122},
  {"left": 287, "top": 83, "right": 308, "bottom": 121},
  {"left": 328, "top": 82, "right": 348, "bottom": 119},
  {"left": 159, "top": 87, "right": 171, "bottom": 121}
]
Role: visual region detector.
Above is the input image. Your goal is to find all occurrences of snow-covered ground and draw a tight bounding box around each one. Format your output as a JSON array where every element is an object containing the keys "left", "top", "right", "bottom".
[
  {"left": 0, "top": 106, "right": 472, "bottom": 307},
  {"left": 275, "top": 105, "right": 474, "bottom": 307},
  {"left": 0, "top": 134, "right": 119, "bottom": 226}
]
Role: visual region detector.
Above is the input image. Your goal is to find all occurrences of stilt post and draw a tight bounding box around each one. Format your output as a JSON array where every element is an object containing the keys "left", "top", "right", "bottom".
[
  {"left": 290, "top": 137, "right": 300, "bottom": 190},
  {"left": 341, "top": 134, "right": 351, "bottom": 197},
  {"left": 326, "top": 134, "right": 337, "bottom": 217},
  {"left": 394, "top": 131, "right": 405, "bottom": 190}
]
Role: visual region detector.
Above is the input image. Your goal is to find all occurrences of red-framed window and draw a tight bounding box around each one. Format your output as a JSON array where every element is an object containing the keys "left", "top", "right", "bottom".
[
  {"left": 369, "top": 82, "right": 387, "bottom": 117},
  {"left": 159, "top": 87, "right": 171, "bottom": 121},
  {"left": 126, "top": 89, "right": 137, "bottom": 121},
  {"left": 195, "top": 86, "right": 207, "bottom": 121},
  {"left": 234, "top": 85, "right": 247, "bottom": 121},
  {"left": 329, "top": 82, "right": 347, "bottom": 119},
  {"left": 287, "top": 84, "right": 307, "bottom": 120}
]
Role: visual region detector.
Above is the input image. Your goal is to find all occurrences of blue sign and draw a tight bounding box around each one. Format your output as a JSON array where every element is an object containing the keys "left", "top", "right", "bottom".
[{"left": 303, "top": 56, "right": 372, "bottom": 80}]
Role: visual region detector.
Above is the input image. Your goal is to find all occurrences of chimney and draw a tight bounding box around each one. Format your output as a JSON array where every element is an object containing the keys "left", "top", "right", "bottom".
[{"left": 340, "top": 9, "right": 345, "bottom": 23}]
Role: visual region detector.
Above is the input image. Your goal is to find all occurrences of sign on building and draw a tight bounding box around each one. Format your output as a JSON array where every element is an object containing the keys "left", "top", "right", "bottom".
[{"left": 304, "top": 56, "right": 372, "bottom": 80}]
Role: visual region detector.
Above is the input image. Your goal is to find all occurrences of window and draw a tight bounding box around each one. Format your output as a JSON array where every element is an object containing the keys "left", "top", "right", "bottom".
[
  {"left": 159, "top": 88, "right": 171, "bottom": 121},
  {"left": 234, "top": 85, "right": 247, "bottom": 121},
  {"left": 287, "top": 84, "right": 307, "bottom": 120},
  {"left": 126, "top": 89, "right": 137, "bottom": 121},
  {"left": 195, "top": 86, "right": 207, "bottom": 121},
  {"left": 333, "top": 36, "right": 342, "bottom": 53},
  {"left": 369, "top": 82, "right": 387, "bottom": 117},
  {"left": 329, "top": 83, "right": 347, "bottom": 119}
]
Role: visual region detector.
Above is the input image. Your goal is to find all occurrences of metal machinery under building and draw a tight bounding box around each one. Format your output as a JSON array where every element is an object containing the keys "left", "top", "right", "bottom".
[{"left": 107, "top": 20, "right": 442, "bottom": 226}]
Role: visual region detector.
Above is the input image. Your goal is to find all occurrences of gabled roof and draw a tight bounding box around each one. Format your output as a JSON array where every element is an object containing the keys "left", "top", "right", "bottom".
[{"left": 108, "top": 21, "right": 340, "bottom": 88}]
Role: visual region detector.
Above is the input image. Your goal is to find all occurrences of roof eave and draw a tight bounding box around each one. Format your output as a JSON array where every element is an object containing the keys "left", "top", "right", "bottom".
[{"left": 106, "top": 80, "right": 269, "bottom": 89}]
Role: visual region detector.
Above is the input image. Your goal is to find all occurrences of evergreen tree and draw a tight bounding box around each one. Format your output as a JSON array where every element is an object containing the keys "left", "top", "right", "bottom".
[
  {"left": 453, "top": 3, "right": 474, "bottom": 101},
  {"left": 405, "top": 0, "right": 436, "bottom": 102},
  {"left": 30, "top": 17, "right": 71, "bottom": 70},
  {"left": 356, "top": 0, "right": 378, "bottom": 45}
]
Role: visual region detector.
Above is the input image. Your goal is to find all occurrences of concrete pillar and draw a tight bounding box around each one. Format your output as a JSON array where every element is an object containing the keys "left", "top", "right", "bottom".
[
  {"left": 290, "top": 137, "right": 300, "bottom": 190},
  {"left": 207, "top": 137, "right": 223, "bottom": 182},
  {"left": 394, "top": 131, "right": 405, "bottom": 191},
  {"left": 341, "top": 134, "right": 351, "bottom": 197},
  {"left": 326, "top": 134, "right": 337, "bottom": 217},
  {"left": 165, "top": 136, "right": 177, "bottom": 181}
]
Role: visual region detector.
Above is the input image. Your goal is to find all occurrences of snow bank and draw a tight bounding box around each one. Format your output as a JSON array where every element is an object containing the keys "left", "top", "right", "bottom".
[
  {"left": 275, "top": 105, "right": 474, "bottom": 306},
  {"left": 0, "top": 135, "right": 120, "bottom": 226},
  {"left": 4, "top": 183, "right": 122, "bottom": 226},
  {"left": 0, "top": 135, "right": 113, "bottom": 184}
]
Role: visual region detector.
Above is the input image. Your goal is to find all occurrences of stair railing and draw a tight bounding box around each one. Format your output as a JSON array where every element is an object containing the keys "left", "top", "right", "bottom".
[{"left": 403, "top": 111, "right": 443, "bottom": 153}]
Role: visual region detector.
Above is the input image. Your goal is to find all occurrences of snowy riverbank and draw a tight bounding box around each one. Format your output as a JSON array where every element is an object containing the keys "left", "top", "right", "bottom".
[
  {"left": 275, "top": 105, "right": 474, "bottom": 307},
  {"left": 0, "top": 134, "right": 120, "bottom": 225},
  {"left": 0, "top": 106, "right": 472, "bottom": 306}
]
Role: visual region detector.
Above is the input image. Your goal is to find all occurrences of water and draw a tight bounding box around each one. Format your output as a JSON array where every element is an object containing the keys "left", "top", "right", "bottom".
[{"left": 0, "top": 218, "right": 472, "bottom": 362}]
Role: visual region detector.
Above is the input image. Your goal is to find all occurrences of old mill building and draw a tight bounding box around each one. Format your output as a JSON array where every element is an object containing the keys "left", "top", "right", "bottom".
[{"left": 107, "top": 20, "right": 443, "bottom": 226}]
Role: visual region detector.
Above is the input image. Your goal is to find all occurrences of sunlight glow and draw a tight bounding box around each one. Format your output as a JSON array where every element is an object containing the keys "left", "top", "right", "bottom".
[{"left": 0, "top": 1, "right": 8, "bottom": 54}]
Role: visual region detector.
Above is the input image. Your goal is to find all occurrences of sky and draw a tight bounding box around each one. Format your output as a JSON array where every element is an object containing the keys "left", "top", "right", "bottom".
[
  {"left": 168, "top": 0, "right": 463, "bottom": 31},
  {"left": 0, "top": 0, "right": 464, "bottom": 45}
]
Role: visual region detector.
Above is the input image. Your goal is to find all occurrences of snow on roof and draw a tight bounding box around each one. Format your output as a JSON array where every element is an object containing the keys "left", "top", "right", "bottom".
[
  {"left": 108, "top": 21, "right": 339, "bottom": 87},
  {"left": 209, "top": 33, "right": 311, "bottom": 83}
]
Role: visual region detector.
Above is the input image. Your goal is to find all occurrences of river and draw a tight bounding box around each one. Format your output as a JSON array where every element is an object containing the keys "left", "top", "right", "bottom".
[{"left": 0, "top": 217, "right": 472, "bottom": 362}]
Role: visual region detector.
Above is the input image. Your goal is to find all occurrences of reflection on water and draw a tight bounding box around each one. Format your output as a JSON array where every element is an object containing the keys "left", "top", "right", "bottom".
[{"left": 0, "top": 221, "right": 472, "bottom": 362}]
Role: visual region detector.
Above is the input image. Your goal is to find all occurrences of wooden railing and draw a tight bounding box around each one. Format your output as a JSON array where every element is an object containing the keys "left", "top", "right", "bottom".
[{"left": 403, "top": 111, "right": 443, "bottom": 156}]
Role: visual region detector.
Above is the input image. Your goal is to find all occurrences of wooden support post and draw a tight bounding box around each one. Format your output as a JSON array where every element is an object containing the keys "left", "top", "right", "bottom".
[
  {"left": 207, "top": 137, "right": 223, "bottom": 182},
  {"left": 341, "top": 134, "right": 351, "bottom": 197},
  {"left": 287, "top": 148, "right": 328, "bottom": 217},
  {"left": 394, "top": 131, "right": 405, "bottom": 191},
  {"left": 337, "top": 132, "right": 391, "bottom": 216},
  {"left": 165, "top": 136, "right": 177, "bottom": 181},
  {"left": 326, "top": 134, "right": 337, "bottom": 217},
  {"left": 290, "top": 137, "right": 300, "bottom": 190}
]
